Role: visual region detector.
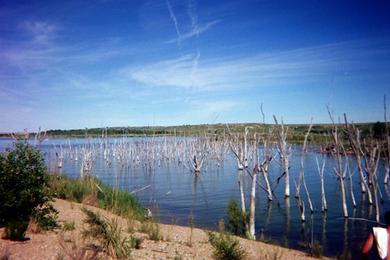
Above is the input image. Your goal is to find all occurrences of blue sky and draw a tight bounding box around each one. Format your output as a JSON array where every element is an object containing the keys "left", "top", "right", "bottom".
[{"left": 1, "top": 0, "right": 390, "bottom": 131}]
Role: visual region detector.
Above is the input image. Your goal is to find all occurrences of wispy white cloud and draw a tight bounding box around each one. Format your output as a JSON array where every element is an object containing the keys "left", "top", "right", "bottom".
[
  {"left": 190, "top": 49, "right": 200, "bottom": 80},
  {"left": 124, "top": 40, "right": 390, "bottom": 91},
  {"left": 190, "top": 99, "right": 239, "bottom": 113},
  {"left": 22, "top": 21, "right": 58, "bottom": 44}
]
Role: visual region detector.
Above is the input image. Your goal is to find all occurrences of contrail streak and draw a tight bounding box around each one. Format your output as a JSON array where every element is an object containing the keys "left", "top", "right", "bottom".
[
  {"left": 187, "top": 0, "right": 199, "bottom": 38},
  {"left": 166, "top": 0, "right": 182, "bottom": 47}
]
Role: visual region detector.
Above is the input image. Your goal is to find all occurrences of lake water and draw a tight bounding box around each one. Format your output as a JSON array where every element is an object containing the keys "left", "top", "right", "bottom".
[{"left": 1, "top": 136, "right": 389, "bottom": 258}]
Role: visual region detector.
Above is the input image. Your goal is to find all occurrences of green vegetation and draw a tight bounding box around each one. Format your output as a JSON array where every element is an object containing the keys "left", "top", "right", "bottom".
[
  {"left": 81, "top": 208, "right": 134, "bottom": 259},
  {"left": 208, "top": 231, "right": 246, "bottom": 260},
  {"left": 226, "top": 199, "right": 247, "bottom": 237},
  {"left": 27, "top": 122, "right": 381, "bottom": 143},
  {"left": 308, "top": 240, "right": 323, "bottom": 258},
  {"left": 130, "top": 236, "right": 142, "bottom": 249},
  {"left": 139, "top": 221, "right": 162, "bottom": 241},
  {"left": 0, "top": 142, "right": 55, "bottom": 240},
  {"left": 32, "top": 203, "right": 59, "bottom": 231},
  {"left": 0, "top": 122, "right": 386, "bottom": 145},
  {"left": 49, "top": 174, "right": 146, "bottom": 220},
  {"left": 62, "top": 220, "right": 76, "bottom": 231}
]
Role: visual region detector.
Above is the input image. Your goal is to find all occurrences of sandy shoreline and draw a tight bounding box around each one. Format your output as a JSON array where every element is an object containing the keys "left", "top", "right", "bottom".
[{"left": 0, "top": 199, "right": 325, "bottom": 259}]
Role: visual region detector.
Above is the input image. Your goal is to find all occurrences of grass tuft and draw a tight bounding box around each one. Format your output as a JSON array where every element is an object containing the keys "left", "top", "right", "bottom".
[
  {"left": 62, "top": 220, "right": 76, "bottom": 231},
  {"left": 81, "top": 208, "right": 133, "bottom": 258},
  {"left": 139, "top": 221, "right": 162, "bottom": 241}
]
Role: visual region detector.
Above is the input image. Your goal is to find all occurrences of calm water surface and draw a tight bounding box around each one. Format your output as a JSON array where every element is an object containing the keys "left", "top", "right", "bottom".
[{"left": 1, "top": 137, "right": 389, "bottom": 258}]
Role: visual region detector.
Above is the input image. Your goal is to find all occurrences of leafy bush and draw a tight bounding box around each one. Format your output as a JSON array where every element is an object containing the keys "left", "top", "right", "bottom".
[
  {"left": 208, "top": 231, "right": 246, "bottom": 260},
  {"left": 32, "top": 204, "right": 58, "bottom": 231},
  {"left": 0, "top": 142, "right": 52, "bottom": 240},
  {"left": 226, "top": 199, "right": 247, "bottom": 237}
]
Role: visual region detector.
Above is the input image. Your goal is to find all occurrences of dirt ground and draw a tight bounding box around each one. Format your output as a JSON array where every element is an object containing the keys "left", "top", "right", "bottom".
[{"left": 0, "top": 199, "right": 322, "bottom": 259}]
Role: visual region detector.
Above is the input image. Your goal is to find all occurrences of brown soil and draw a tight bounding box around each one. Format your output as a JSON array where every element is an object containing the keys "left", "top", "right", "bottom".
[{"left": 0, "top": 199, "right": 323, "bottom": 259}]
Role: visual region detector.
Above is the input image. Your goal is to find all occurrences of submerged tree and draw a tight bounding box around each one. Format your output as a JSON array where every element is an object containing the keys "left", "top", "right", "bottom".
[
  {"left": 273, "top": 115, "right": 291, "bottom": 198},
  {"left": 328, "top": 108, "right": 348, "bottom": 218},
  {"left": 344, "top": 114, "right": 372, "bottom": 204},
  {"left": 295, "top": 121, "right": 314, "bottom": 221}
]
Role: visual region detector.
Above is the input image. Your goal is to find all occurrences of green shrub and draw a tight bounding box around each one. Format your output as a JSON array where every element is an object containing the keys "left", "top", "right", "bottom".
[
  {"left": 3, "top": 220, "right": 29, "bottom": 240},
  {"left": 0, "top": 142, "right": 52, "bottom": 240},
  {"left": 32, "top": 203, "right": 58, "bottom": 231},
  {"left": 208, "top": 231, "right": 246, "bottom": 260},
  {"left": 226, "top": 199, "right": 247, "bottom": 237}
]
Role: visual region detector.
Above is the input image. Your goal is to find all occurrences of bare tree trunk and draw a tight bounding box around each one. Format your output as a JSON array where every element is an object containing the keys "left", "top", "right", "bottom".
[
  {"left": 299, "top": 199, "right": 305, "bottom": 222},
  {"left": 316, "top": 157, "right": 327, "bottom": 212},
  {"left": 283, "top": 156, "right": 290, "bottom": 197},
  {"left": 238, "top": 170, "right": 246, "bottom": 213},
  {"left": 365, "top": 143, "right": 381, "bottom": 223},
  {"left": 346, "top": 159, "right": 357, "bottom": 208},
  {"left": 248, "top": 166, "right": 258, "bottom": 240},
  {"left": 244, "top": 127, "right": 249, "bottom": 168},
  {"left": 339, "top": 172, "right": 348, "bottom": 218},
  {"left": 260, "top": 107, "right": 273, "bottom": 201},
  {"left": 300, "top": 123, "right": 313, "bottom": 213},
  {"left": 344, "top": 114, "right": 373, "bottom": 203},
  {"left": 261, "top": 139, "right": 273, "bottom": 201},
  {"left": 273, "top": 115, "right": 290, "bottom": 198},
  {"left": 384, "top": 95, "right": 390, "bottom": 184},
  {"left": 328, "top": 108, "right": 348, "bottom": 218}
]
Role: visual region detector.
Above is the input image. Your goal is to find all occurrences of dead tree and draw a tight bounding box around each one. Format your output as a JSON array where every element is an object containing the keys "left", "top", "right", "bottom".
[
  {"left": 80, "top": 148, "right": 93, "bottom": 177},
  {"left": 344, "top": 156, "right": 357, "bottom": 208},
  {"left": 344, "top": 114, "right": 373, "bottom": 204},
  {"left": 248, "top": 167, "right": 259, "bottom": 239},
  {"left": 299, "top": 122, "right": 314, "bottom": 213},
  {"left": 228, "top": 125, "right": 270, "bottom": 240},
  {"left": 188, "top": 137, "right": 208, "bottom": 174},
  {"left": 244, "top": 127, "right": 249, "bottom": 168},
  {"left": 364, "top": 141, "right": 381, "bottom": 223},
  {"left": 273, "top": 115, "right": 291, "bottom": 197},
  {"left": 260, "top": 136, "right": 273, "bottom": 201},
  {"left": 328, "top": 108, "right": 348, "bottom": 218},
  {"left": 259, "top": 105, "right": 273, "bottom": 201},
  {"left": 238, "top": 170, "right": 247, "bottom": 214},
  {"left": 34, "top": 127, "right": 47, "bottom": 147},
  {"left": 316, "top": 157, "right": 327, "bottom": 212},
  {"left": 228, "top": 131, "right": 247, "bottom": 215},
  {"left": 384, "top": 95, "right": 390, "bottom": 184}
]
